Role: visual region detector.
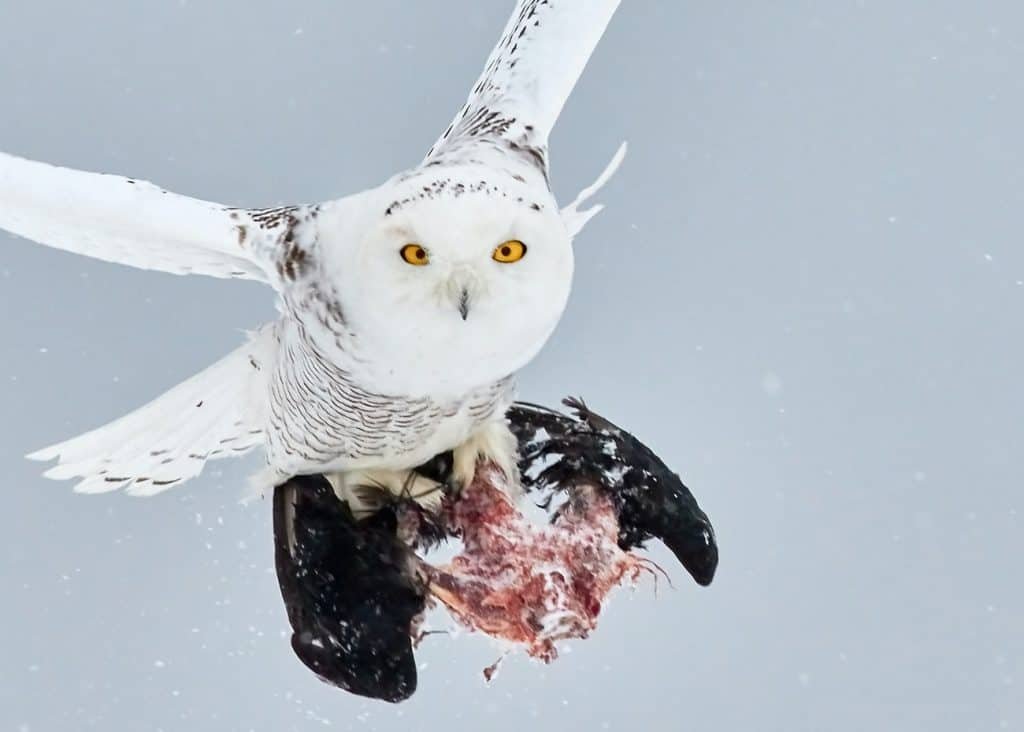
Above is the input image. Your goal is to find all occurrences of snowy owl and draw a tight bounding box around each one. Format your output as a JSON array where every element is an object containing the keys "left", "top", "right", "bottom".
[{"left": 0, "top": 0, "right": 626, "bottom": 508}]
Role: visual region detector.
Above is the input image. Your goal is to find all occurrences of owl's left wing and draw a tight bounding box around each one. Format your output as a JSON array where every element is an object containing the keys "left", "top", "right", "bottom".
[
  {"left": 424, "top": 0, "right": 621, "bottom": 183},
  {"left": 0, "top": 150, "right": 319, "bottom": 287}
]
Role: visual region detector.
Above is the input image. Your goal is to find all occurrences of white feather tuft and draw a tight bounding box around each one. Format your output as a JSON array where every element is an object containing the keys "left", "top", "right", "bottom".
[{"left": 561, "top": 141, "right": 627, "bottom": 237}]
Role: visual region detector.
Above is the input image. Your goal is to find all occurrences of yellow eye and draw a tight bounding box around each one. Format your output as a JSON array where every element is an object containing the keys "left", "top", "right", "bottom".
[
  {"left": 493, "top": 239, "right": 527, "bottom": 263},
  {"left": 400, "top": 244, "right": 429, "bottom": 266}
]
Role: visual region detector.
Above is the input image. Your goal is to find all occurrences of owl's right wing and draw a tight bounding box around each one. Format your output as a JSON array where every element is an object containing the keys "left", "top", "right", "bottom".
[
  {"left": 424, "top": 0, "right": 621, "bottom": 182},
  {"left": 0, "top": 150, "right": 319, "bottom": 288}
]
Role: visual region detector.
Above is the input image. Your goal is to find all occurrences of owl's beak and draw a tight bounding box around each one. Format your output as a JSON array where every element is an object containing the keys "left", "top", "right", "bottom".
[{"left": 446, "top": 272, "right": 475, "bottom": 321}]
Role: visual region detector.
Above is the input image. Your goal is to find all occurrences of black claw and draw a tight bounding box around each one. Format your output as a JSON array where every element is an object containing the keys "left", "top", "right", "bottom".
[
  {"left": 273, "top": 475, "right": 425, "bottom": 703},
  {"left": 507, "top": 399, "right": 719, "bottom": 586},
  {"left": 407, "top": 450, "right": 465, "bottom": 500},
  {"left": 410, "top": 450, "right": 453, "bottom": 486}
]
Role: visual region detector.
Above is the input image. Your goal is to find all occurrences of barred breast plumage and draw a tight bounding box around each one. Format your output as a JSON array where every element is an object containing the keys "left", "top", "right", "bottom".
[{"left": 265, "top": 316, "right": 516, "bottom": 482}]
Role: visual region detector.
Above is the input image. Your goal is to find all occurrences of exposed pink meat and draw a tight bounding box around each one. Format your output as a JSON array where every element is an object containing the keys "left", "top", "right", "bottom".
[{"left": 422, "top": 466, "right": 647, "bottom": 663}]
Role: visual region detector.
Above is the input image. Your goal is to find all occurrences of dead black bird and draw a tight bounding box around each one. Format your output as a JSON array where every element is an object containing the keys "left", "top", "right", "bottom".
[{"left": 273, "top": 398, "right": 718, "bottom": 702}]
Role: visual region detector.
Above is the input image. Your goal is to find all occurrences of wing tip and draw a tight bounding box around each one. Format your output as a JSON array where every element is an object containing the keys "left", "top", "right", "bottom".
[
  {"left": 25, "top": 445, "right": 58, "bottom": 462},
  {"left": 42, "top": 462, "right": 87, "bottom": 481},
  {"left": 74, "top": 479, "right": 122, "bottom": 495},
  {"left": 565, "top": 140, "right": 628, "bottom": 210},
  {"left": 561, "top": 141, "right": 626, "bottom": 237},
  {"left": 604, "top": 140, "right": 629, "bottom": 184},
  {"left": 611, "top": 139, "right": 629, "bottom": 164}
]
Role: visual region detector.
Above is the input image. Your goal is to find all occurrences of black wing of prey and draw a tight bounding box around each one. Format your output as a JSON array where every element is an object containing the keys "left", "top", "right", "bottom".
[{"left": 275, "top": 398, "right": 718, "bottom": 703}]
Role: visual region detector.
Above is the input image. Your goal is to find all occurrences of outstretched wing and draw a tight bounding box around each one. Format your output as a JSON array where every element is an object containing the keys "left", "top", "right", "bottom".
[
  {"left": 425, "top": 0, "right": 621, "bottom": 182},
  {"left": 0, "top": 151, "right": 319, "bottom": 286}
]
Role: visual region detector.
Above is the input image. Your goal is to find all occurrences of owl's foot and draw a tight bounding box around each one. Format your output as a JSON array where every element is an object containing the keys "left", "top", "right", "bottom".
[
  {"left": 328, "top": 469, "right": 445, "bottom": 519},
  {"left": 451, "top": 418, "right": 520, "bottom": 496}
]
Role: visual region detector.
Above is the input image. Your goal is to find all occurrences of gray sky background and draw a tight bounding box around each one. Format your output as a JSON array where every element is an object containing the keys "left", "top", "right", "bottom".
[{"left": 1, "top": 2, "right": 1022, "bottom": 730}]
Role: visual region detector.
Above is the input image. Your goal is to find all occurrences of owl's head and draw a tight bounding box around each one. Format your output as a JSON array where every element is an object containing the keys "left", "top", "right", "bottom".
[{"left": 320, "top": 169, "right": 574, "bottom": 396}]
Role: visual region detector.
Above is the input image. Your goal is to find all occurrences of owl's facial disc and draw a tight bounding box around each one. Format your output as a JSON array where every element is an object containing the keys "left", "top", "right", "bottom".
[{"left": 336, "top": 183, "right": 572, "bottom": 394}]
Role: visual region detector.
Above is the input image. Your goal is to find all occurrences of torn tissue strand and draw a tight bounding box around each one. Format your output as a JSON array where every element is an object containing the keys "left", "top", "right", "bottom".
[{"left": 423, "top": 466, "right": 645, "bottom": 663}]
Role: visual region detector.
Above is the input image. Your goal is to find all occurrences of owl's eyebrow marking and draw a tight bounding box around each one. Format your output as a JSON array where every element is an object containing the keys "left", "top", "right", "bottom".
[{"left": 383, "top": 177, "right": 530, "bottom": 216}]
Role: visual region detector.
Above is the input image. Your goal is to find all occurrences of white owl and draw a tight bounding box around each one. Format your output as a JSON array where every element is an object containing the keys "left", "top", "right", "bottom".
[{"left": 0, "top": 0, "right": 626, "bottom": 510}]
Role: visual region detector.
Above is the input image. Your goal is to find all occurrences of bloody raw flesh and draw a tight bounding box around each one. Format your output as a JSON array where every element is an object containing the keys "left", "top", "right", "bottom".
[{"left": 421, "top": 466, "right": 650, "bottom": 662}]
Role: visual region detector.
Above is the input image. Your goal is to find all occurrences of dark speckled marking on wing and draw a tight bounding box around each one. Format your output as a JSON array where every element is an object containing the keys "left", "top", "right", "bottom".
[
  {"left": 229, "top": 204, "right": 321, "bottom": 283},
  {"left": 422, "top": 0, "right": 619, "bottom": 194},
  {"left": 424, "top": 0, "right": 559, "bottom": 184}
]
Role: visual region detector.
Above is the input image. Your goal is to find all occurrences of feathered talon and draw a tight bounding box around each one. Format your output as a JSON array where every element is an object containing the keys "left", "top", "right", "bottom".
[
  {"left": 451, "top": 418, "right": 521, "bottom": 496},
  {"left": 327, "top": 468, "right": 447, "bottom": 517}
]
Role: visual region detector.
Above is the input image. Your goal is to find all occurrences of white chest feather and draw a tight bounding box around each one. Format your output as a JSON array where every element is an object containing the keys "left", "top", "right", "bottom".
[{"left": 263, "top": 321, "right": 516, "bottom": 477}]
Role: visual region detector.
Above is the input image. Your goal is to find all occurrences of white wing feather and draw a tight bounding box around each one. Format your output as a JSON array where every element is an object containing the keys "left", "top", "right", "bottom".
[
  {"left": 27, "top": 325, "right": 277, "bottom": 496},
  {"left": 0, "top": 151, "right": 301, "bottom": 284},
  {"left": 426, "top": 0, "right": 621, "bottom": 176}
]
